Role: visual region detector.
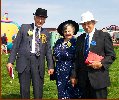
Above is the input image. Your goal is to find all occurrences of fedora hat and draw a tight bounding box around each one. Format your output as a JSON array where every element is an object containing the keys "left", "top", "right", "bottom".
[
  {"left": 57, "top": 20, "right": 79, "bottom": 36},
  {"left": 79, "top": 11, "right": 98, "bottom": 24},
  {"left": 33, "top": 8, "right": 48, "bottom": 18}
]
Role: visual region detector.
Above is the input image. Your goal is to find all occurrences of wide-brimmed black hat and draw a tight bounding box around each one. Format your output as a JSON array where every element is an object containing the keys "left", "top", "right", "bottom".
[
  {"left": 33, "top": 8, "right": 48, "bottom": 18},
  {"left": 57, "top": 20, "right": 79, "bottom": 36}
]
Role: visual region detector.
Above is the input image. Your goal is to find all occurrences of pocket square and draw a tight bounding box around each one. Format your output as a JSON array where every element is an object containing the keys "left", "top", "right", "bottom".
[{"left": 85, "top": 51, "right": 104, "bottom": 64}]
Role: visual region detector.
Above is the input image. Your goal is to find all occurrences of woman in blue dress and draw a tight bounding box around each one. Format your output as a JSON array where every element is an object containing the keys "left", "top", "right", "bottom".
[{"left": 53, "top": 20, "right": 82, "bottom": 99}]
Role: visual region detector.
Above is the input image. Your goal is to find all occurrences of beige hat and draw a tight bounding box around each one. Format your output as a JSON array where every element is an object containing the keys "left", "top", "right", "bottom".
[{"left": 79, "top": 11, "right": 98, "bottom": 24}]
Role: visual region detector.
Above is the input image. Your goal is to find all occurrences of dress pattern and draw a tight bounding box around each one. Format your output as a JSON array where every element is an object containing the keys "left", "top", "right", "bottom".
[{"left": 53, "top": 37, "right": 81, "bottom": 99}]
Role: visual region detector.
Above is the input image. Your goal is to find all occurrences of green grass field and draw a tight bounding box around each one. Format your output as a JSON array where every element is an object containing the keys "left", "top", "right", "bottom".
[{"left": 1, "top": 47, "right": 119, "bottom": 99}]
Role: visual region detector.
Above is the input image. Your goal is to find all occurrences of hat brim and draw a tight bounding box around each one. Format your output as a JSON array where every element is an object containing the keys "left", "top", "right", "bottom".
[
  {"left": 33, "top": 13, "right": 48, "bottom": 18},
  {"left": 57, "top": 20, "right": 79, "bottom": 36},
  {"left": 79, "top": 20, "right": 98, "bottom": 25}
]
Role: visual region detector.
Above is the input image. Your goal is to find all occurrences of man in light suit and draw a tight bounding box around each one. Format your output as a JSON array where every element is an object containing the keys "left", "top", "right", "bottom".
[
  {"left": 7, "top": 8, "right": 54, "bottom": 99},
  {"left": 71, "top": 11, "right": 116, "bottom": 99}
]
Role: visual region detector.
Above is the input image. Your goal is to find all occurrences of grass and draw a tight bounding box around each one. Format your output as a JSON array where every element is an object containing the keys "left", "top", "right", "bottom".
[
  {"left": 108, "top": 47, "right": 119, "bottom": 98},
  {"left": 1, "top": 54, "right": 57, "bottom": 99},
  {"left": 1, "top": 47, "right": 119, "bottom": 99}
]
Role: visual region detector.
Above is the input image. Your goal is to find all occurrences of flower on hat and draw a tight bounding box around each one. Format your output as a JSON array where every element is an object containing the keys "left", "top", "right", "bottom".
[{"left": 28, "top": 29, "right": 33, "bottom": 36}]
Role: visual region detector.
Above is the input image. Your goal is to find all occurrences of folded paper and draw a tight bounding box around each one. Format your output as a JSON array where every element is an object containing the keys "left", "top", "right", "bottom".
[
  {"left": 9, "top": 67, "right": 14, "bottom": 79},
  {"left": 85, "top": 51, "right": 104, "bottom": 64}
]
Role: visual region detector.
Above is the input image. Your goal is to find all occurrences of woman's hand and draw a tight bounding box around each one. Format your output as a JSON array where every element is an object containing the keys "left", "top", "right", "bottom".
[
  {"left": 48, "top": 69, "right": 54, "bottom": 75},
  {"left": 70, "top": 78, "right": 77, "bottom": 87}
]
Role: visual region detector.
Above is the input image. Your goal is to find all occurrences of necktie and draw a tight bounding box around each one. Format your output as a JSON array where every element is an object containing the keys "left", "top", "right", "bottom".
[
  {"left": 35, "top": 28, "right": 40, "bottom": 56},
  {"left": 84, "top": 34, "right": 89, "bottom": 59}
]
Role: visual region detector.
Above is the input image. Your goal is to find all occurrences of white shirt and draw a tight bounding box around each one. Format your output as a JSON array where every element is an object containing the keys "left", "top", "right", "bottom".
[
  {"left": 86, "top": 28, "right": 95, "bottom": 48},
  {"left": 31, "top": 25, "right": 41, "bottom": 53}
]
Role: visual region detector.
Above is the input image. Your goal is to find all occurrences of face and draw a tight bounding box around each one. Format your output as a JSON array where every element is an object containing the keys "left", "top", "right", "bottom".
[
  {"left": 63, "top": 25, "right": 75, "bottom": 39},
  {"left": 81, "top": 21, "right": 95, "bottom": 33},
  {"left": 34, "top": 16, "right": 46, "bottom": 28}
]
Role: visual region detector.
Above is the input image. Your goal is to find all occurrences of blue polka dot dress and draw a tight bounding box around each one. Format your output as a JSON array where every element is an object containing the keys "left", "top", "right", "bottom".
[{"left": 53, "top": 37, "right": 82, "bottom": 99}]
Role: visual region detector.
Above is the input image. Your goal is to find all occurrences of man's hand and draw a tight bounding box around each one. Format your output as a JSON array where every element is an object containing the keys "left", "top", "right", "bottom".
[
  {"left": 88, "top": 61, "right": 102, "bottom": 69},
  {"left": 7, "top": 63, "right": 13, "bottom": 72},
  {"left": 48, "top": 69, "right": 54, "bottom": 75},
  {"left": 70, "top": 78, "right": 77, "bottom": 87}
]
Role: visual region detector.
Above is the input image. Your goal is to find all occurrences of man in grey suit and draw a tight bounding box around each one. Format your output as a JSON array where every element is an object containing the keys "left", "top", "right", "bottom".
[
  {"left": 7, "top": 8, "right": 54, "bottom": 99},
  {"left": 71, "top": 11, "right": 116, "bottom": 99}
]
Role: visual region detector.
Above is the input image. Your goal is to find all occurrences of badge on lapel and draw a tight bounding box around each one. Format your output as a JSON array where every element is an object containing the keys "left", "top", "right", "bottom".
[
  {"left": 67, "top": 41, "right": 71, "bottom": 48},
  {"left": 91, "top": 40, "right": 96, "bottom": 46},
  {"left": 40, "top": 34, "right": 47, "bottom": 43}
]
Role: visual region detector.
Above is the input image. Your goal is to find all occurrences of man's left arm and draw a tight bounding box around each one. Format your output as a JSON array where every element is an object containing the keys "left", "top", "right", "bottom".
[
  {"left": 101, "top": 32, "right": 116, "bottom": 70},
  {"left": 46, "top": 33, "right": 54, "bottom": 74}
]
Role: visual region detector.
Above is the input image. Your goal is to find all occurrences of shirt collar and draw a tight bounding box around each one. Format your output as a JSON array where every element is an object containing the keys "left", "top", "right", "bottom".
[
  {"left": 34, "top": 24, "right": 41, "bottom": 32},
  {"left": 88, "top": 27, "right": 95, "bottom": 37}
]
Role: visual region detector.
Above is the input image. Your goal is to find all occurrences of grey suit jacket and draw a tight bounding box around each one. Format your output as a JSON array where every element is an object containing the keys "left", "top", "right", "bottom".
[
  {"left": 8, "top": 23, "right": 53, "bottom": 78},
  {"left": 72, "top": 29, "right": 116, "bottom": 89}
]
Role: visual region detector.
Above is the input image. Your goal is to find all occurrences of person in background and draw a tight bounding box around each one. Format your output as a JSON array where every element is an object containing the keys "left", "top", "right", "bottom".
[
  {"left": 71, "top": 11, "right": 116, "bottom": 99},
  {"left": 7, "top": 8, "right": 54, "bottom": 99},
  {"left": 53, "top": 20, "right": 82, "bottom": 99},
  {"left": 1, "top": 33, "right": 8, "bottom": 55}
]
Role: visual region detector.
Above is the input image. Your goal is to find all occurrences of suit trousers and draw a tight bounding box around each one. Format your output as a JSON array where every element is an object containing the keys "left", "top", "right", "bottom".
[
  {"left": 81, "top": 74, "right": 107, "bottom": 99},
  {"left": 18, "top": 54, "right": 43, "bottom": 99}
]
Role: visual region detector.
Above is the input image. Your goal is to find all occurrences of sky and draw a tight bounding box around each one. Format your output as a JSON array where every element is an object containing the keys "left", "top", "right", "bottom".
[{"left": 1, "top": 0, "right": 119, "bottom": 29}]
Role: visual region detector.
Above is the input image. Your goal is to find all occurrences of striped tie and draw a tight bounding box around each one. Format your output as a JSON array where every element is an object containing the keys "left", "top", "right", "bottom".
[
  {"left": 35, "top": 28, "right": 40, "bottom": 56},
  {"left": 84, "top": 34, "right": 89, "bottom": 59}
]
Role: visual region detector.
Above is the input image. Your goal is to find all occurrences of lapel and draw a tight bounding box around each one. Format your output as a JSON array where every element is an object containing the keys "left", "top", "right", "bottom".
[
  {"left": 89, "top": 29, "right": 99, "bottom": 51},
  {"left": 40, "top": 28, "right": 44, "bottom": 44},
  {"left": 78, "top": 33, "right": 86, "bottom": 57},
  {"left": 39, "top": 28, "right": 47, "bottom": 49},
  {"left": 27, "top": 23, "right": 34, "bottom": 39},
  {"left": 28, "top": 23, "right": 34, "bottom": 44},
  {"left": 83, "top": 33, "right": 86, "bottom": 57},
  {"left": 28, "top": 23, "right": 34, "bottom": 32},
  {"left": 30, "top": 23, "right": 34, "bottom": 30}
]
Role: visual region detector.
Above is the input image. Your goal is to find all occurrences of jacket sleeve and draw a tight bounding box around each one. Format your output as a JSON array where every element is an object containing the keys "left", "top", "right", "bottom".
[
  {"left": 71, "top": 37, "right": 81, "bottom": 78},
  {"left": 101, "top": 32, "right": 116, "bottom": 70},
  {"left": 8, "top": 25, "right": 24, "bottom": 64},
  {"left": 46, "top": 33, "right": 54, "bottom": 69}
]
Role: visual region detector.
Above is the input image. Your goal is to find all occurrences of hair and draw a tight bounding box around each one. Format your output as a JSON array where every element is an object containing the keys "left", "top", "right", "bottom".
[
  {"left": 63, "top": 23, "right": 75, "bottom": 33},
  {"left": 91, "top": 20, "right": 96, "bottom": 24}
]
